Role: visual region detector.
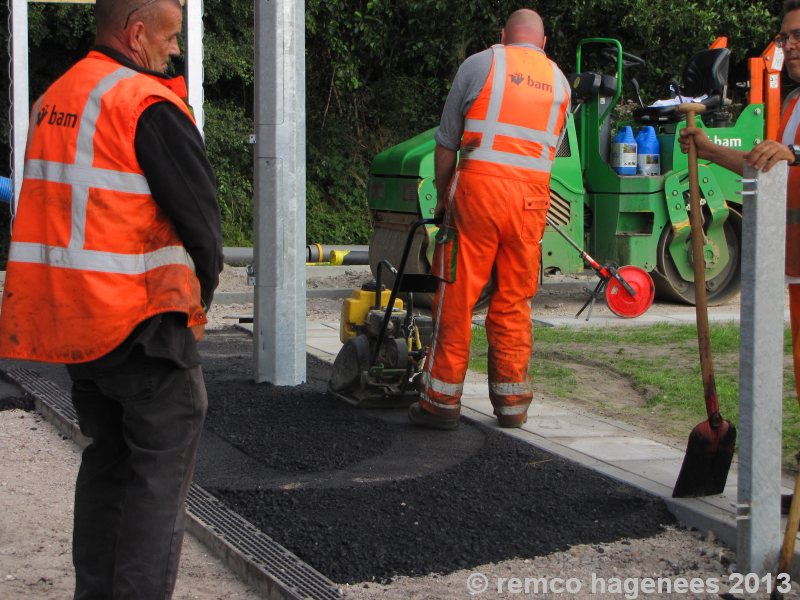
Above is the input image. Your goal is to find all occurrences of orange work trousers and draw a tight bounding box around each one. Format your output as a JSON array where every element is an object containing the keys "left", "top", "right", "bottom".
[{"left": 421, "top": 169, "right": 549, "bottom": 425}]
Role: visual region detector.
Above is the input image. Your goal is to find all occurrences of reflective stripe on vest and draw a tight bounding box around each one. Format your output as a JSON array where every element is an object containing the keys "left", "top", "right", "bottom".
[
  {"left": 460, "top": 45, "right": 567, "bottom": 174},
  {"left": 24, "top": 160, "right": 150, "bottom": 194},
  {"left": 13, "top": 66, "right": 195, "bottom": 276},
  {"left": 782, "top": 96, "right": 800, "bottom": 147},
  {"left": 779, "top": 95, "right": 800, "bottom": 276},
  {"left": 9, "top": 242, "right": 195, "bottom": 275}
]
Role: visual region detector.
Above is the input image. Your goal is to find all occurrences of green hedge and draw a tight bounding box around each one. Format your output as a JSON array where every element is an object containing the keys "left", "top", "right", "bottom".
[{"left": 0, "top": 0, "right": 783, "bottom": 249}]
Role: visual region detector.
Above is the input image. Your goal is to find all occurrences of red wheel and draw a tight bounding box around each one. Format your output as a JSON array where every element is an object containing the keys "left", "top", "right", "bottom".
[{"left": 605, "top": 266, "right": 655, "bottom": 318}]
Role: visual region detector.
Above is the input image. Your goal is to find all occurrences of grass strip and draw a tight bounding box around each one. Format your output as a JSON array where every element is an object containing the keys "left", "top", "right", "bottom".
[{"left": 468, "top": 322, "right": 800, "bottom": 472}]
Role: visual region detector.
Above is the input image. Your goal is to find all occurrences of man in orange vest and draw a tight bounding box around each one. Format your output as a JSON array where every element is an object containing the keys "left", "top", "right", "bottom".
[
  {"left": 409, "top": 9, "right": 570, "bottom": 430},
  {"left": 680, "top": 1, "right": 800, "bottom": 433},
  {"left": 0, "top": 1, "right": 222, "bottom": 597}
]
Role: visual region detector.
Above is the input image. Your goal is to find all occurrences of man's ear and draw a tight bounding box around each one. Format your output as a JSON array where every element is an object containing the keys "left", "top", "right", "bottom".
[
  {"left": 542, "top": 35, "right": 547, "bottom": 50},
  {"left": 127, "top": 21, "right": 145, "bottom": 52},
  {"left": 500, "top": 27, "right": 506, "bottom": 44}
]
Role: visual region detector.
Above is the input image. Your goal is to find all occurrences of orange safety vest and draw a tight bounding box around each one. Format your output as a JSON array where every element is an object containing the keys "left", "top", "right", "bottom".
[
  {"left": 458, "top": 44, "right": 570, "bottom": 191},
  {"left": 0, "top": 51, "right": 206, "bottom": 363},
  {"left": 779, "top": 91, "right": 800, "bottom": 276}
]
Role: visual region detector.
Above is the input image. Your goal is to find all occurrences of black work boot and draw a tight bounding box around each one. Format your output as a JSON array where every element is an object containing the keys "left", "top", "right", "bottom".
[
  {"left": 408, "top": 402, "right": 459, "bottom": 430},
  {"left": 496, "top": 414, "right": 528, "bottom": 429}
]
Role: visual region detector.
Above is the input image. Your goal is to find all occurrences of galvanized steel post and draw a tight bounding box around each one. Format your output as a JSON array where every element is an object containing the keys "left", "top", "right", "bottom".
[
  {"left": 737, "top": 162, "right": 787, "bottom": 574},
  {"left": 185, "top": 0, "right": 205, "bottom": 136},
  {"left": 252, "top": 0, "right": 307, "bottom": 384},
  {"left": 10, "top": 0, "right": 28, "bottom": 209}
]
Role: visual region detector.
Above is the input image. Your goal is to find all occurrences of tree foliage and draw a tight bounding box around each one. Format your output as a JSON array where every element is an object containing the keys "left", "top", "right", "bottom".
[{"left": 0, "top": 0, "right": 787, "bottom": 248}]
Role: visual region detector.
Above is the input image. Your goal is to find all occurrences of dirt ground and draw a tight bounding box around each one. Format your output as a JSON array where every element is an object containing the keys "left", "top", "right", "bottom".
[
  {"left": 2, "top": 265, "right": 796, "bottom": 600},
  {"left": 0, "top": 409, "right": 262, "bottom": 600}
]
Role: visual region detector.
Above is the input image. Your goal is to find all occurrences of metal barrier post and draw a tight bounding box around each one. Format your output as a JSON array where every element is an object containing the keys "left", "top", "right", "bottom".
[
  {"left": 737, "top": 162, "right": 787, "bottom": 573},
  {"left": 252, "top": 0, "right": 307, "bottom": 384}
]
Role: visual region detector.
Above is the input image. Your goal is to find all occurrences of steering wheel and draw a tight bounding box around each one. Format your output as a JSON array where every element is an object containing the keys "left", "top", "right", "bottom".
[{"left": 601, "top": 47, "right": 646, "bottom": 69}]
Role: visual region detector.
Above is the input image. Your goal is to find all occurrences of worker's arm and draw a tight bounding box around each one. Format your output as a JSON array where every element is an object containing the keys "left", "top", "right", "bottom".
[
  {"left": 135, "top": 101, "right": 223, "bottom": 312},
  {"left": 434, "top": 144, "right": 458, "bottom": 219},
  {"left": 680, "top": 126, "right": 794, "bottom": 175},
  {"left": 432, "top": 49, "right": 493, "bottom": 220},
  {"left": 135, "top": 102, "right": 222, "bottom": 342}
]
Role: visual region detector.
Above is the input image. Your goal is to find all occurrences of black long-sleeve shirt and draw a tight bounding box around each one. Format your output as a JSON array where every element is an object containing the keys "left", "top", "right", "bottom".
[
  {"left": 68, "top": 48, "right": 222, "bottom": 376},
  {"left": 134, "top": 96, "right": 222, "bottom": 309}
]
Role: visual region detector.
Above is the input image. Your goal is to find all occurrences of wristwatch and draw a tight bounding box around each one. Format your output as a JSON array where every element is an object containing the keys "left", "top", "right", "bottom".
[{"left": 789, "top": 144, "right": 800, "bottom": 166}]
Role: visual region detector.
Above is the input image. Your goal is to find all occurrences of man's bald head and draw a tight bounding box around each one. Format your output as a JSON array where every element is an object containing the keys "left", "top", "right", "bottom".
[
  {"left": 95, "top": 0, "right": 181, "bottom": 35},
  {"left": 502, "top": 9, "right": 545, "bottom": 47},
  {"left": 93, "top": 0, "right": 184, "bottom": 72}
]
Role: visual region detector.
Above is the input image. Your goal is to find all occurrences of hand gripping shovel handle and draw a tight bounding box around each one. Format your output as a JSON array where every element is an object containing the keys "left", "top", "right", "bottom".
[{"left": 680, "top": 103, "right": 720, "bottom": 420}]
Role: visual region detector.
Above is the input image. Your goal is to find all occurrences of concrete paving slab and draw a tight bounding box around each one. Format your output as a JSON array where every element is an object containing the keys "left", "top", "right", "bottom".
[
  {"left": 555, "top": 435, "right": 686, "bottom": 462},
  {"left": 612, "top": 457, "right": 687, "bottom": 486},
  {"left": 527, "top": 413, "right": 636, "bottom": 438},
  {"left": 527, "top": 311, "right": 787, "bottom": 329},
  {"left": 461, "top": 396, "right": 632, "bottom": 438}
]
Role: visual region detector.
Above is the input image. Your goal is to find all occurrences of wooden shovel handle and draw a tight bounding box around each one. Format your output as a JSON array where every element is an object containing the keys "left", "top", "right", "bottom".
[
  {"left": 679, "top": 102, "right": 719, "bottom": 418},
  {"left": 778, "top": 469, "right": 800, "bottom": 577}
]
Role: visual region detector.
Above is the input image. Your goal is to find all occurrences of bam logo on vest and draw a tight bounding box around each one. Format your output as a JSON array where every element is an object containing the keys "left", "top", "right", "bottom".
[
  {"left": 507, "top": 73, "right": 553, "bottom": 91},
  {"left": 526, "top": 76, "right": 552, "bottom": 91},
  {"left": 37, "top": 105, "right": 78, "bottom": 129}
]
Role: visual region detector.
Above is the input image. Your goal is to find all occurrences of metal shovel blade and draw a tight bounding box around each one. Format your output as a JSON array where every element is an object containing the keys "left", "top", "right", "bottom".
[{"left": 672, "top": 416, "right": 736, "bottom": 497}]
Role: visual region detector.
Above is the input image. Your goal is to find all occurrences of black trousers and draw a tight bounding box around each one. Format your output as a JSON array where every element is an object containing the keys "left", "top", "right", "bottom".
[{"left": 69, "top": 349, "right": 207, "bottom": 600}]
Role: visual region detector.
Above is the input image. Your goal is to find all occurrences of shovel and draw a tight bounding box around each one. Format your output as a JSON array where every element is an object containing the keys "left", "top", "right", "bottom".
[
  {"left": 771, "top": 455, "right": 800, "bottom": 599},
  {"left": 672, "top": 102, "right": 737, "bottom": 498}
]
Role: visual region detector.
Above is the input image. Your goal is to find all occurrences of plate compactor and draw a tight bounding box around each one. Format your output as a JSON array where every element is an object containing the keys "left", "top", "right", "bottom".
[{"left": 328, "top": 219, "right": 439, "bottom": 407}]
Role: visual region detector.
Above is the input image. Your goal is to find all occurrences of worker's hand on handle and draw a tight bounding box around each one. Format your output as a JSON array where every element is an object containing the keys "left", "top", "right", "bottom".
[
  {"left": 678, "top": 124, "right": 779, "bottom": 177},
  {"left": 433, "top": 200, "right": 446, "bottom": 224},
  {"left": 743, "top": 139, "right": 794, "bottom": 173},
  {"left": 678, "top": 126, "right": 714, "bottom": 160},
  {"left": 191, "top": 323, "right": 206, "bottom": 342}
]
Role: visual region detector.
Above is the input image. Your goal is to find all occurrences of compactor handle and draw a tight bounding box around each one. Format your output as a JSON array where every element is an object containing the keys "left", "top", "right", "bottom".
[{"left": 370, "top": 218, "right": 439, "bottom": 367}]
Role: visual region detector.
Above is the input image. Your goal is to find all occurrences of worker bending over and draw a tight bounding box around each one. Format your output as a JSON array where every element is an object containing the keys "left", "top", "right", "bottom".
[
  {"left": 680, "top": 0, "right": 800, "bottom": 427},
  {"left": 410, "top": 9, "right": 570, "bottom": 430}
]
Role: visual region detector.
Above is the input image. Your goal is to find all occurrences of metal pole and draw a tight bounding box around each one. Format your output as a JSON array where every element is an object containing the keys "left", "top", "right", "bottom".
[
  {"left": 185, "top": 0, "right": 204, "bottom": 135},
  {"left": 252, "top": 0, "right": 306, "bottom": 384},
  {"left": 10, "top": 0, "right": 29, "bottom": 209},
  {"left": 737, "top": 162, "right": 787, "bottom": 574}
]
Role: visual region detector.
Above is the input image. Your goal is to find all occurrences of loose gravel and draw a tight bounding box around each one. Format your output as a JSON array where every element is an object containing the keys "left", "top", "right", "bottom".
[{"left": 197, "top": 330, "right": 674, "bottom": 586}]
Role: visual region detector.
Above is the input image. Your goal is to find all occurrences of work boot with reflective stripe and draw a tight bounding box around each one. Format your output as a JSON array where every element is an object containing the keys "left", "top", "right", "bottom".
[{"left": 408, "top": 402, "right": 460, "bottom": 430}]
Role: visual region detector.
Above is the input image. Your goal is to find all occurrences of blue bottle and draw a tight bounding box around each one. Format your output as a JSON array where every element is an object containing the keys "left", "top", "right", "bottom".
[
  {"left": 611, "top": 126, "right": 637, "bottom": 176},
  {"left": 0, "top": 176, "right": 11, "bottom": 204},
  {"left": 636, "top": 126, "right": 661, "bottom": 176}
]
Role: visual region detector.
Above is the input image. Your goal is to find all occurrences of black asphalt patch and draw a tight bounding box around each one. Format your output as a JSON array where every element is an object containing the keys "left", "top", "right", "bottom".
[{"left": 196, "top": 330, "right": 676, "bottom": 584}]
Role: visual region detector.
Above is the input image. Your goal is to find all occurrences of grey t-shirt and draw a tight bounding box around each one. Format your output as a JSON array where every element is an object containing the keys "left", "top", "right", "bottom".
[{"left": 435, "top": 43, "right": 570, "bottom": 151}]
